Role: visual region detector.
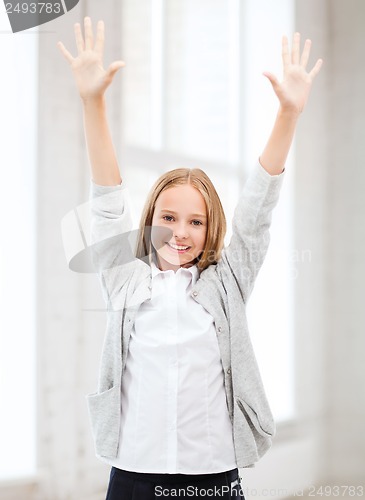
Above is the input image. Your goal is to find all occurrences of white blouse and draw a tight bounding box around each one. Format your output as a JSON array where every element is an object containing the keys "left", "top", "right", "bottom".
[{"left": 100, "top": 259, "right": 237, "bottom": 474}]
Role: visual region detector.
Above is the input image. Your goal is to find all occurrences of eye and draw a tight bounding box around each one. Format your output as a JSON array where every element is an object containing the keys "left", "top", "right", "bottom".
[
  {"left": 192, "top": 220, "right": 203, "bottom": 226},
  {"left": 162, "top": 215, "right": 174, "bottom": 222}
]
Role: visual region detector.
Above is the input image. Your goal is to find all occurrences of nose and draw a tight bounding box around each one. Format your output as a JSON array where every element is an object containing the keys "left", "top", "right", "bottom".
[{"left": 173, "top": 221, "right": 189, "bottom": 239}]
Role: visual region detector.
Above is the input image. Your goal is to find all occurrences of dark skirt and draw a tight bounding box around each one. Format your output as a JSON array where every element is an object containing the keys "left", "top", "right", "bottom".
[{"left": 105, "top": 466, "right": 245, "bottom": 500}]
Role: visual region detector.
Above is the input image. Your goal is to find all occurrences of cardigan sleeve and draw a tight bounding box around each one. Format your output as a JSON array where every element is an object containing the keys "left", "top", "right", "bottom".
[
  {"left": 61, "top": 179, "right": 139, "bottom": 304},
  {"left": 87, "top": 181, "right": 145, "bottom": 305},
  {"left": 89, "top": 180, "right": 136, "bottom": 272},
  {"left": 216, "top": 160, "right": 285, "bottom": 303}
]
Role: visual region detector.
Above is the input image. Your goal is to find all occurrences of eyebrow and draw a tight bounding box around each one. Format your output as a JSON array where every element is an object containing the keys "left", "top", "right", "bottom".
[{"left": 159, "top": 209, "right": 207, "bottom": 219}]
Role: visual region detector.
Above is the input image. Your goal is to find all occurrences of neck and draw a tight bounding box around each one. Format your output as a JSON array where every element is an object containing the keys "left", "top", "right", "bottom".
[{"left": 153, "top": 253, "right": 197, "bottom": 272}]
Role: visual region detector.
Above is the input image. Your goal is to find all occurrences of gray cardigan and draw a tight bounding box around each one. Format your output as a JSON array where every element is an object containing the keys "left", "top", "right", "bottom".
[{"left": 83, "top": 161, "right": 285, "bottom": 469}]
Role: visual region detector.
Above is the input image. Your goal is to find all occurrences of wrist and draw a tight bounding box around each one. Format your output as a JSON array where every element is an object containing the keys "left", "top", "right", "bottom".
[
  {"left": 277, "top": 106, "right": 301, "bottom": 121},
  {"left": 81, "top": 94, "right": 106, "bottom": 108}
]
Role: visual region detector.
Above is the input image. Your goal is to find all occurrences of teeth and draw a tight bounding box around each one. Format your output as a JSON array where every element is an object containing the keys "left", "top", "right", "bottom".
[{"left": 168, "top": 243, "right": 189, "bottom": 250}]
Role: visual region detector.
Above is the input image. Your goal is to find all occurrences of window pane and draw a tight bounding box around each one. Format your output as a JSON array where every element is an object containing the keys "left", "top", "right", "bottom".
[
  {"left": 121, "top": 0, "right": 152, "bottom": 148},
  {"left": 242, "top": 0, "right": 295, "bottom": 422},
  {"left": 165, "top": 0, "right": 235, "bottom": 163}
]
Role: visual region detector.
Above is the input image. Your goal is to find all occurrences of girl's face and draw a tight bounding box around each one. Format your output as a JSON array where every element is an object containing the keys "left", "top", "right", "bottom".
[{"left": 151, "top": 184, "right": 208, "bottom": 272}]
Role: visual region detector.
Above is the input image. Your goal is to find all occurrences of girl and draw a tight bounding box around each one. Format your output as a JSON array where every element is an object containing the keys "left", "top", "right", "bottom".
[{"left": 58, "top": 17, "right": 322, "bottom": 500}]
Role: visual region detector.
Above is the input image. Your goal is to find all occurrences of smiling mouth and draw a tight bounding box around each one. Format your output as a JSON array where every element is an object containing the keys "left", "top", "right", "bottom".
[{"left": 166, "top": 242, "right": 191, "bottom": 253}]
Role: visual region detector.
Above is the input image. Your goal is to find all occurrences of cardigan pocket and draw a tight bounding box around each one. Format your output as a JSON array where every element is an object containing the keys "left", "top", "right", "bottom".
[
  {"left": 235, "top": 396, "right": 275, "bottom": 438},
  {"left": 86, "top": 384, "right": 121, "bottom": 458}
]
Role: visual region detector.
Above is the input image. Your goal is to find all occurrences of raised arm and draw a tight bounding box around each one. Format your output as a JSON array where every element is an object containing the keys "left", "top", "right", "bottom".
[
  {"left": 259, "top": 33, "right": 323, "bottom": 175},
  {"left": 57, "top": 17, "right": 125, "bottom": 186},
  {"left": 216, "top": 33, "right": 323, "bottom": 302}
]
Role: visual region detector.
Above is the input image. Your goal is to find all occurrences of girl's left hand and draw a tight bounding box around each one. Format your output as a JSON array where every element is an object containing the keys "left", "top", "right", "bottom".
[{"left": 263, "top": 32, "right": 323, "bottom": 115}]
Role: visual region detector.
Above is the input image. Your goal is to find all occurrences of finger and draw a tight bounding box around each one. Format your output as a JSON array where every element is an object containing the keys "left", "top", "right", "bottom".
[
  {"left": 74, "top": 22, "right": 84, "bottom": 54},
  {"left": 106, "top": 61, "right": 126, "bottom": 81},
  {"left": 292, "top": 32, "right": 300, "bottom": 65},
  {"left": 309, "top": 58, "right": 323, "bottom": 79},
  {"left": 282, "top": 35, "right": 290, "bottom": 68},
  {"left": 263, "top": 71, "right": 280, "bottom": 94},
  {"left": 300, "top": 39, "right": 311, "bottom": 68},
  {"left": 94, "top": 20, "right": 105, "bottom": 58},
  {"left": 57, "top": 41, "right": 74, "bottom": 64},
  {"left": 84, "top": 17, "right": 94, "bottom": 50}
]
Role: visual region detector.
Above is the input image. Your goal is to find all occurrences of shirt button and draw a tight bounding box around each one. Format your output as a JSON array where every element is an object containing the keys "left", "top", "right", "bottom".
[
  {"left": 227, "top": 367, "right": 231, "bottom": 375},
  {"left": 192, "top": 291, "right": 198, "bottom": 297},
  {"left": 217, "top": 326, "right": 222, "bottom": 333}
]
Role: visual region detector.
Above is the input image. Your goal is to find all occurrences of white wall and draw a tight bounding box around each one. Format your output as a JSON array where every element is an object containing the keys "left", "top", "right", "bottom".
[
  {"left": 323, "top": 0, "right": 365, "bottom": 486},
  {"left": 281, "top": 0, "right": 365, "bottom": 494}
]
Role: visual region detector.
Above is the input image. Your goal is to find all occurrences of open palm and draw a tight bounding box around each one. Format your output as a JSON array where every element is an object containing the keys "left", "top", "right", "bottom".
[
  {"left": 264, "top": 33, "right": 323, "bottom": 114},
  {"left": 57, "top": 17, "right": 125, "bottom": 101}
]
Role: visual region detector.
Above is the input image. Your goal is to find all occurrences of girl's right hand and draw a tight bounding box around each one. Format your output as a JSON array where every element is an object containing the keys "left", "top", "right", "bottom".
[{"left": 57, "top": 17, "right": 125, "bottom": 101}]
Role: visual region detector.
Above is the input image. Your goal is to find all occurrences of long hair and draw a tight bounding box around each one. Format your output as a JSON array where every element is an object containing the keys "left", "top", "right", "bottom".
[{"left": 135, "top": 168, "right": 226, "bottom": 272}]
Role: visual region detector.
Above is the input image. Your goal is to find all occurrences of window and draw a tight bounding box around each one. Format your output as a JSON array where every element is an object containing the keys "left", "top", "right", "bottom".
[
  {"left": 240, "top": 0, "right": 295, "bottom": 422},
  {"left": 0, "top": 11, "right": 38, "bottom": 479},
  {"left": 119, "top": 0, "right": 294, "bottom": 422}
]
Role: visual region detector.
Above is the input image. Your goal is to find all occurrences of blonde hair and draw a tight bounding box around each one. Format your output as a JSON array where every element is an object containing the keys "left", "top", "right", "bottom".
[{"left": 135, "top": 168, "right": 226, "bottom": 272}]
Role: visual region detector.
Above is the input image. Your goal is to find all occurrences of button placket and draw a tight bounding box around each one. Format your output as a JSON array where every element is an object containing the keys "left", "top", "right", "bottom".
[{"left": 165, "top": 270, "right": 178, "bottom": 467}]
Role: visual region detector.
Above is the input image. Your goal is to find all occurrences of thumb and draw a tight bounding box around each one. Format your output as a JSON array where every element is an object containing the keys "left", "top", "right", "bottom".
[
  {"left": 106, "top": 60, "right": 126, "bottom": 80},
  {"left": 262, "top": 71, "right": 280, "bottom": 93}
]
